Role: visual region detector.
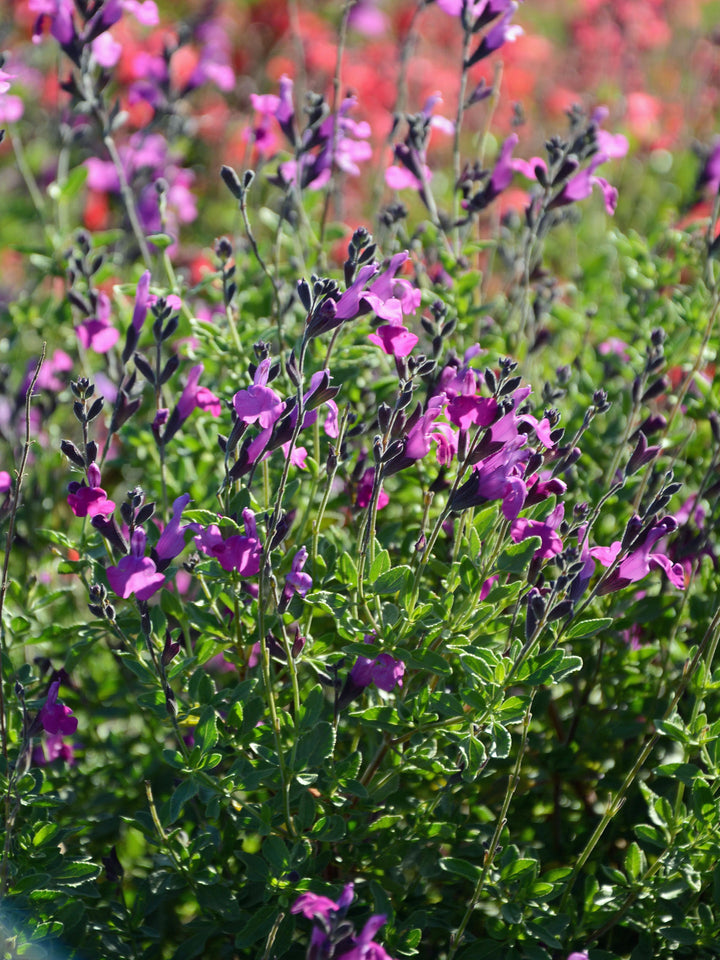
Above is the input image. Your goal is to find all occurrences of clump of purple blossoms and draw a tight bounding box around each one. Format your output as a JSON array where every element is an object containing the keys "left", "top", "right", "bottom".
[
  {"left": 292, "top": 882, "right": 396, "bottom": 960},
  {"left": 338, "top": 639, "right": 405, "bottom": 711}
]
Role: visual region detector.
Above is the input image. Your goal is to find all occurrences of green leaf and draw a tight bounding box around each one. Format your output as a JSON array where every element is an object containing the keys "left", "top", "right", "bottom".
[
  {"left": 565, "top": 618, "right": 613, "bottom": 639},
  {"left": 233, "top": 905, "right": 278, "bottom": 948},
  {"left": 33, "top": 823, "right": 61, "bottom": 847},
  {"left": 146, "top": 233, "right": 174, "bottom": 250},
  {"left": 658, "top": 927, "right": 699, "bottom": 945},
  {"left": 473, "top": 506, "right": 498, "bottom": 541},
  {"left": 119, "top": 654, "right": 157, "bottom": 686},
  {"left": 524, "top": 649, "right": 563, "bottom": 685},
  {"left": 490, "top": 722, "right": 511, "bottom": 759},
  {"left": 624, "top": 841, "right": 645, "bottom": 881},
  {"left": 195, "top": 706, "right": 218, "bottom": 755},
  {"left": 59, "top": 164, "right": 88, "bottom": 199},
  {"left": 340, "top": 552, "right": 358, "bottom": 587},
  {"left": 370, "top": 565, "right": 411, "bottom": 595},
  {"left": 496, "top": 537, "right": 542, "bottom": 574},
  {"left": 168, "top": 779, "right": 199, "bottom": 824},
  {"left": 655, "top": 717, "right": 688, "bottom": 744},
  {"left": 399, "top": 647, "right": 451, "bottom": 676},
  {"left": 262, "top": 835, "right": 289, "bottom": 876},
  {"left": 296, "top": 721, "right": 335, "bottom": 769},
  {"left": 298, "top": 685, "right": 325, "bottom": 731},
  {"left": 553, "top": 653, "right": 583, "bottom": 682},
  {"left": 440, "top": 857, "right": 482, "bottom": 882},
  {"left": 692, "top": 778, "right": 716, "bottom": 822},
  {"left": 635, "top": 824, "right": 666, "bottom": 849},
  {"left": 311, "top": 816, "right": 346, "bottom": 841},
  {"left": 370, "top": 549, "right": 391, "bottom": 581},
  {"left": 654, "top": 762, "right": 702, "bottom": 786},
  {"left": 500, "top": 858, "right": 537, "bottom": 882},
  {"left": 52, "top": 861, "right": 101, "bottom": 887}
]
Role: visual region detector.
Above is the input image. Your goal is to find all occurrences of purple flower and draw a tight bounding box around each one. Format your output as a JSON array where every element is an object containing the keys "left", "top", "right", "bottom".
[
  {"left": 591, "top": 516, "right": 686, "bottom": 594},
  {"left": 282, "top": 547, "right": 313, "bottom": 606},
  {"left": 355, "top": 469, "right": 389, "bottom": 511},
  {"left": 552, "top": 157, "right": 619, "bottom": 215},
  {"left": 698, "top": 137, "right": 720, "bottom": 195},
  {"left": 40, "top": 680, "right": 77, "bottom": 736},
  {"left": 75, "top": 291, "right": 119, "bottom": 354},
  {"left": 292, "top": 883, "right": 396, "bottom": 960},
  {"left": 30, "top": 0, "right": 75, "bottom": 45},
  {"left": 132, "top": 270, "right": 151, "bottom": 331},
  {"left": 334, "top": 263, "right": 380, "bottom": 322},
  {"left": 473, "top": 4, "right": 523, "bottom": 62},
  {"left": 33, "top": 732, "right": 75, "bottom": 766},
  {"left": 0, "top": 472, "right": 11, "bottom": 494},
  {"left": 176, "top": 364, "right": 221, "bottom": 421},
  {"left": 107, "top": 528, "right": 166, "bottom": 600},
  {"left": 67, "top": 464, "right": 115, "bottom": 519},
  {"left": 194, "top": 509, "right": 262, "bottom": 576},
  {"left": 447, "top": 395, "right": 497, "bottom": 432},
  {"left": 385, "top": 94, "right": 453, "bottom": 192},
  {"left": 278, "top": 94, "right": 372, "bottom": 190},
  {"left": 511, "top": 504, "right": 564, "bottom": 560},
  {"left": 450, "top": 434, "right": 529, "bottom": 519},
  {"left": 292, "top": 883, "right": 355, "bottom": 921},
  {"left": 233, "top": 359, "right": 286, "bottom": 429},
  {"left": 350, "top": 652, "right": 405, "bottom": 692},
  {"left": 155, "top": 494, "right": 198, "bottom": 561},
  {"left": 337, "top": 915, "right": 392, "bottom": 960},
  {"left": 404, "top": 395, "right": 449, "bottom": 461}
]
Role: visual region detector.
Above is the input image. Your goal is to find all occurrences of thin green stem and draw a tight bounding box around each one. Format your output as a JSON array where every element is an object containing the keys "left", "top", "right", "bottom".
[
  {"left": 452, "top": 29, "right": 472, "bottom": 255},
  {"left": 558, "top": 602, "right": 720, "bottom": 911},
  {"left": 318, "top": 0, "right": 356, "bottom": 269},
  {"left": 0, "top": 346, "right": 45, "bottom": 762},
  {"left": 101, "top": 131, "right": 153, "bottom": 271},
  {"left": 448, "top": 693, "right": 535, "bottom": 959}
]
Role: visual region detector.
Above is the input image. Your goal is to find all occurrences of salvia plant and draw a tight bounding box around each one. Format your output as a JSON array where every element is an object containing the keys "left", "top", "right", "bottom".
[{"left": 0, "top": 0, "right": 720, "bottom": 958}]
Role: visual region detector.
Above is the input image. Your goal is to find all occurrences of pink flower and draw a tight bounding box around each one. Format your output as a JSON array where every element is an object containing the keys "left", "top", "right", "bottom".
[
  {"left": 368, "top": 324, "right": 418, "bottom": 357},
  {"left": 0, "top": 472, "right": 11, "bottom": 494},
  {"left": 0, "top": 67, "right": 23, "bottom": 123},
  {"left": 92, "top": 31, "right": 122, "bottom": 68},
  {"left": 120, "top": 0, "right": 159, "bottom": 26},
  {"left": 598, "top": 337, "right": 631, "bottom": 361},
  {"left": 107, "top": 528, "right": 165, "bottom": 600}
]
